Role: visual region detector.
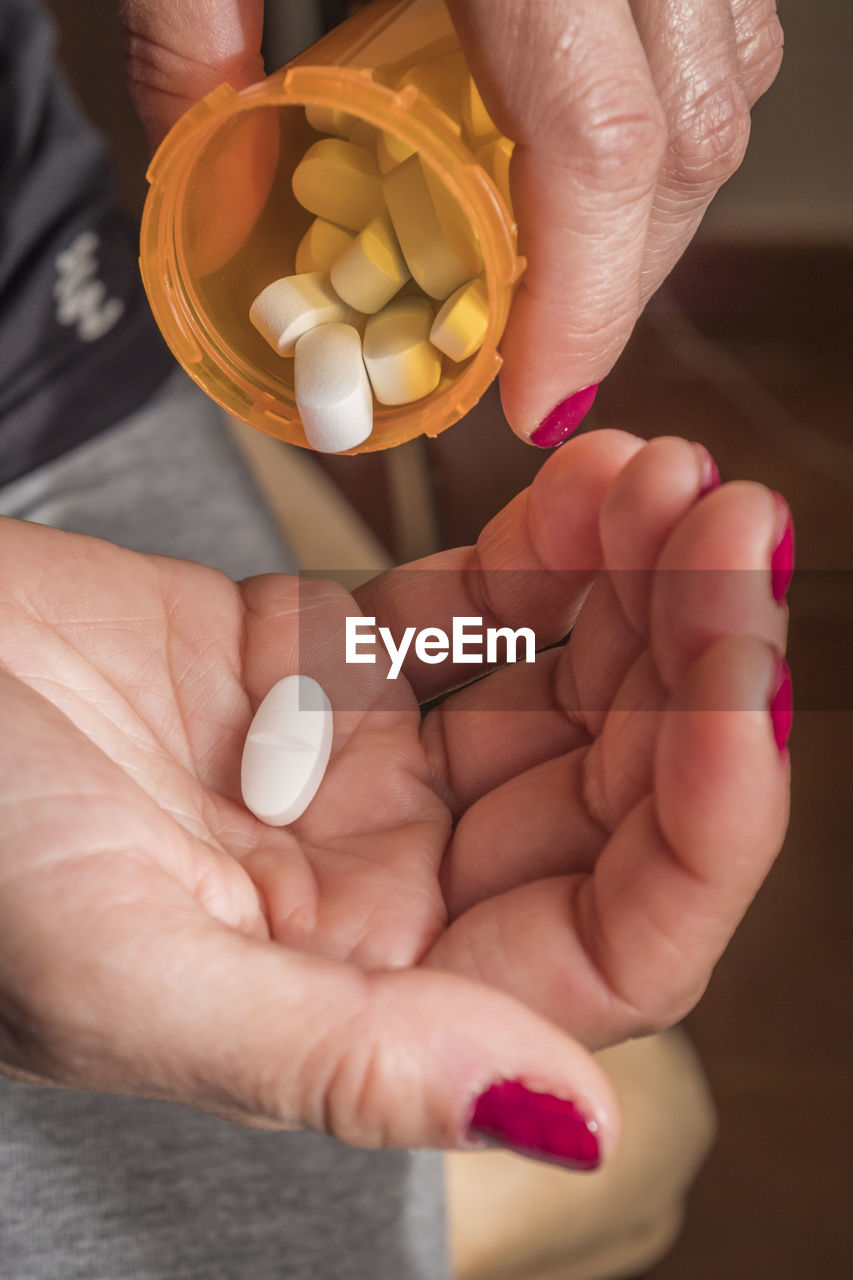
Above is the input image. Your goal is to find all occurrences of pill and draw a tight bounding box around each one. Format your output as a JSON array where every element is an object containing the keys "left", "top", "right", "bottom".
[
  {"left": 249, "top": 272, "right": 359, "bottom": 356},
  {"left": 241, "top": 675, "right": 333, "bottom": 826},
  {"left": 305, "top": 104, "right": 354, "bottom": 138},
  {"left": 422, "top": 162, "right": 484, "bottom": 278},
  {"left": 396, "top": 53, "right": 466, "bottom": 139},
  {"left": 292, "top": 138, "right": 385, "bottom": 231},
  {"left": 363, "top": 296, "right": 442, "bottom": 406},
  {"left": 294, "top": 323, "right": 373, "bottom": 452},
  {"left": 330, "top": 213, "right": 410, "bottom": 314},
  {"left": 476, "top": 136, "right": 515, "bottom": 215},
  {"left": 383, "top": 155, "right": 477, "bottom": 299},
  {"left": 345, "top": 117, "right": 378, "bottom": 150},
  {"left": 376, "top": 128, "right": 415, "bottom": 175},
  {"left": 462, "top": 76, "right": 500, "bottom": 148},
  {"left": 294, "top": 218, "right": 355, "bottom": 274},
  {"left": 429, "top": 278, "right": 489, "bottom": 362}
]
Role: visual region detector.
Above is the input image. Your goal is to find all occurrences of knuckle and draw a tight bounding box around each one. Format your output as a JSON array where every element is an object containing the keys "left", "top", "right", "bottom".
[
  {"left": 666, "top": 78, "right": 752, "bottom": 190},
  {"left": 541, "top": 76, "right": 668, "bottom": 188},
  {"left": 739, "top": 11, "right": 785, "bottom": 99}
]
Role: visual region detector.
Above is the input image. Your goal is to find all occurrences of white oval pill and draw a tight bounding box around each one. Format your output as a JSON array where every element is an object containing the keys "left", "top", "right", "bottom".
[
  {"left": 249, "top": 273, "right": 359, "bottom": 357},
  {"left": 241, "top": 675, "right": 333, "bottom": 826},
  {"left": 294, "top": 323, "right": 373, "bottom": 452}
]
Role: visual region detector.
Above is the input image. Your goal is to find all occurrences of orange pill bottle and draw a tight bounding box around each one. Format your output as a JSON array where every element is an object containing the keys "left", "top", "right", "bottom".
[{"left": 140, "top": 0, "right": 524, "bottom": 452}]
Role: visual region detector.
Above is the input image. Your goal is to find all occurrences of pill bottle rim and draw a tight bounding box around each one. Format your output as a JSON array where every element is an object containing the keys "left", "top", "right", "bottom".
[{"left": 140, "top": 67, "right": 525, "bottom": 453}]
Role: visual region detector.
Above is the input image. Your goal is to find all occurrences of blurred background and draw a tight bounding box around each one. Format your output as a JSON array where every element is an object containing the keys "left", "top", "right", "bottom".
[{"left": 45, "top": 1, "right": 852, "bottom": 1275}]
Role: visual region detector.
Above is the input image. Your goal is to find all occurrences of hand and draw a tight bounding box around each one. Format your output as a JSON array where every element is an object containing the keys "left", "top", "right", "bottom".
[
  {"left": 0, "top": 432, "right": 790, "bottom": 1165},
  {"left": 120, "top": 0, "right": 782, "bottom": 443}
]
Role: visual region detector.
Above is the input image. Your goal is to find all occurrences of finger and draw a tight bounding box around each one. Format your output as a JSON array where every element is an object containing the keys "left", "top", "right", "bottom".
[
  {"left": 730, "top": 0, "right": 785, "bottom": 104},
  {"left": 121, "top": 0, "right": 265, "bottom": 146},
  {"left": 575, "top": 634, "right": 791, "bottom": 1034},
  {"left": 629, "top": 0, "right": 753, "bottom": 298},
  {"left": 448, "top": 0, "right": 667, "bottom": 441},
  {"left": 1, "top": 864, "right": 618, "bottom": 1170},
  {"left": 355, "top": 429, "right": 645, "bottom": 699},
  {"left": 598, "top": 435, "right": 721, "bottom": 635},
  {"left": 424, "top": 634, "right": 790, "bottom": 1047},
  {"left": 649, "top": 482, "right": 791, "bottom": 691}
]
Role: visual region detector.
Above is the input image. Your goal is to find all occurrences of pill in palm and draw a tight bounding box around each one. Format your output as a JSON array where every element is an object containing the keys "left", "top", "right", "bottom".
[
  {"left": 383, "top": 155, "right": 477, "bottom": 299},
  {"left": 429, "top": 278, "right": 489, "bottom": 362},
  {"left": 330, "top": 213, "right": 410, "bottom": 314},
  {"left": 363, "top": 296, "right": 442, "bottom": 405},
  {"left": 294, "top": 218, "right": 355, "bottom": 274},
  {"left": 241, "top": 675, "right": 333, "bottom": 827},
  {"left": 294, "top": 322, "right": 373, "bottom": 452},
  {"left": 292, "top": 138, "right": 385, "bottom": 231},
  {"left": 249, "top": 272, "right": 358, "bottom": 356}
]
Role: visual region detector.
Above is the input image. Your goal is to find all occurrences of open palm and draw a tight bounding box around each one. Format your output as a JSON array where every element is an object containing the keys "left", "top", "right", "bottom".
[{"left": 0, "top": 431, "right": 790, "bottom": 1158}]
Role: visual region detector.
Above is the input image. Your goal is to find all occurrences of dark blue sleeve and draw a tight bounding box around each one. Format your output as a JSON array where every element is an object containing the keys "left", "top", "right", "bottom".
[{"left": 0, "top": 0, "right": 175, "bottom": 488}]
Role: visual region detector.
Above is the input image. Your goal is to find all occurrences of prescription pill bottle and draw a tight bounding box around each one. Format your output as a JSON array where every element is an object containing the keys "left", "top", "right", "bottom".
[{"left": 140, "top": 0, "right": 524, "bottom": 453}]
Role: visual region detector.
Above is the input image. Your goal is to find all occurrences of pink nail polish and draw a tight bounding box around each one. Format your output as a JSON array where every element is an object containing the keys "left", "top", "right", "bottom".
[
  {"left": 692, "top": 442, "right": 721, "bottom": 497},
  {"left": 769, "top": 658, "right": 793, "bottom": 755},
  {"left": 770, "top": 492, "right": 795, "bottom": 603},
  {"left": 531, "top": 385, "right": 599, "bottom": 448},
  {"left": 468, "top": 1080, "right": 600, "bottom": 1170}
]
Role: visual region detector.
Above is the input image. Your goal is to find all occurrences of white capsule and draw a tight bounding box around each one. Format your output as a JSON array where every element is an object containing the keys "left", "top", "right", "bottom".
[
  {"left": 249, "top": 273, "right": 358, "bottom": 357},
  {"left": 294, "top": 323, "right": 373, "bottom": 453},
  {"left": 241, "top": 675, "right": 333, "bottom": 826}
]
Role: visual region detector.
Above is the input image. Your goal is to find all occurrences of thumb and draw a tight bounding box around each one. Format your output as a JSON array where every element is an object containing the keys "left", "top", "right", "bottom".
[
  {"left": 121, "top": 0, "right": 265, "bottom": 147},
  {"left": 143, "top": 927, "right": 618, "bottom": 1170},
  {"left": 448, "top": 0, "right": 665, "bottom": 445}
]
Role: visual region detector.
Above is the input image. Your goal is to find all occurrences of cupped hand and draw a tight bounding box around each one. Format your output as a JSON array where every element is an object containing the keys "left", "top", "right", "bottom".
[
  {"left": 0, "top": 432, "right": 790, "bottom": 1164},
  {"left": 120, "top": 0, "right": 782, "bottom": 442}
]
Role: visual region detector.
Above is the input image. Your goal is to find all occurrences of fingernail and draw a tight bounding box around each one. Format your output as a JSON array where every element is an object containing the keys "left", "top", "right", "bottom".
[
  {"left": 769, "top": 657, "right": 793, "bottom": 756},
  {"left": 531, "top": 385, "right": 599, "bottom": 448},
  {"left": 468, "top": 1080, "right": 600, "bottom": 1170},
  {"left": 692, "top": 442, "right": 721, "bottom": 497},
  {"left": 770, "top": 492, "right": 795, "bottom": 603}
]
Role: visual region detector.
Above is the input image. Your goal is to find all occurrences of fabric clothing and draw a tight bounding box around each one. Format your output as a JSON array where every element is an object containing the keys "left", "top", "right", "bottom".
[
  {"left": 0, "top": 0, "right": 175, "bottom": 487},
  {"left": 0, "top": 2, "right": 453, "bottom": 1276}
]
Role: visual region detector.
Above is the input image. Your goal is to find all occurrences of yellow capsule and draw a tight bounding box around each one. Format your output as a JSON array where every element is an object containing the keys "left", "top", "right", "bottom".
[
  {"left": 429, "top": 278, "right": 489, "bottom": 363},
  {"left": 396, "top": 53, "right": 466, "bottom": 139},
  {"left": 304, "top": 104, "right": 355, "bottom": 138},
  {"left": 476, "top": 136, "right": 515, "bottom": 216},
  {"left": 383, "top": 155, "right": 480, "bottom": 299},
  {"left": 330, "top": 213, "right": 410, "bottom": 314},
  {"left": 294, "top": 218, "right": 355, "bottom": 274},
  {"left": 376, "top": 128, "right": 415, "bottom": 175},
  {"left": 462, "top": 76, "right": 500, "bottom": 149},
  {"left": 346, "top": 116, "right": 378, "bottom": 150},
  {"left": 292, "top": 139, "right": 385, "bottom": 231},
  {"left": 363, "top": 296, "right": 442, "bottom": 406}
]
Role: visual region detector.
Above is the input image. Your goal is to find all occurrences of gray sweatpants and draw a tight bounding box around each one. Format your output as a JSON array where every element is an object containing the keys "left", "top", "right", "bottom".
[{"left": 0, "top": 372, "right": 451, "bottom": 1280}]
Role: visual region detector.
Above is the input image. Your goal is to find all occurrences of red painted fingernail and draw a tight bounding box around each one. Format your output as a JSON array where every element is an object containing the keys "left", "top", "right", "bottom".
[
  {"left": 769, "top": 657, "right": 793, "bottom": 755},
  {"left": 531, "top": 385, "right": 599, "bottom": 448},
  {"left": 468, "top": 1080, "right": 600, "bottom": 1170},
  {"left": 770, "top": 492, "right": 795, "bottom": 603},
  {"left": 692, "top": 442, "right": 721, "bottom": 497}
]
